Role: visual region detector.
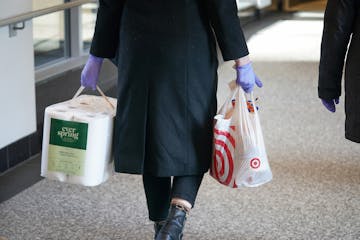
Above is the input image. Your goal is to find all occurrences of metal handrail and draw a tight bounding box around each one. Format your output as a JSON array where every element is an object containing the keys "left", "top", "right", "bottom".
[{"left": 0, "top": 0, "right": 97, "bottom": 28}]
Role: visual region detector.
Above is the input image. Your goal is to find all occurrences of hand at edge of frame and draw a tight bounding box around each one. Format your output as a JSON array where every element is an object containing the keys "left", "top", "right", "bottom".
[{"left": 321, "top": 98, "right": 339, "bottom": 113}]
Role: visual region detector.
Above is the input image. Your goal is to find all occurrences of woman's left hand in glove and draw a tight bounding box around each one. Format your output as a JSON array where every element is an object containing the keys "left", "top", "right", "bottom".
[{"left": 80, "top": 54, "right": 104, "bottom": 90}]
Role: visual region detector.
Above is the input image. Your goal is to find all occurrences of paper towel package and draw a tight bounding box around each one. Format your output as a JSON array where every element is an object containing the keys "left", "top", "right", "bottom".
[{"left": 41, "top": 94, "right": 117, "bottom": 187}]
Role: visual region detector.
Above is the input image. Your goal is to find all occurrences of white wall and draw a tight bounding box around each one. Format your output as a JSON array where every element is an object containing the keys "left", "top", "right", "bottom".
[{"left": 0, "top": 0, "right": 36, "bottom": 148}]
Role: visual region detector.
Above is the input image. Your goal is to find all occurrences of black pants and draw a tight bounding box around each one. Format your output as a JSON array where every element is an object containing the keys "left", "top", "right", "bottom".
[{"left": 142, "top": 174, "right": 204, "bottom": 221}]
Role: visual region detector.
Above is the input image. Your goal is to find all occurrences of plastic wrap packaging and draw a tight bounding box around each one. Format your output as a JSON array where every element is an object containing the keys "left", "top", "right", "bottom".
[{"left": 41, "top": 93, "right": 117, "bottom": 187}]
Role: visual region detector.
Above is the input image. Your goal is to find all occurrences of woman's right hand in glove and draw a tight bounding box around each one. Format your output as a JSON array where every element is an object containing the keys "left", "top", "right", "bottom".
[
  {"left": 235, "top": 56, "right": 263, "bottom": 93},
  {"left": 235, "top": 62, "right": 263, "bottom": 93},
  {"left": 80, "top": 54, "right": 104, "bottom": 90}
]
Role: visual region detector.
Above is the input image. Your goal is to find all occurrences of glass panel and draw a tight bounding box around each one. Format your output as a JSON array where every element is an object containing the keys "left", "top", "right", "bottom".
[
  {"left": 33, "top": 0, "right": 66, "bottom": 67},
  {"left": 82, "top": 3, "right": 98, "bottom": 52}
]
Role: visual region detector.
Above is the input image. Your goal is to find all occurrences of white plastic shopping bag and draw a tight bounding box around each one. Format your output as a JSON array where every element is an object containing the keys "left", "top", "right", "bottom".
[
  {"left": 210, "top": 84, "right": 272, "bottom": 188},
  {"left": 41, "top": 86, "right": 117, "bottom": 187}
]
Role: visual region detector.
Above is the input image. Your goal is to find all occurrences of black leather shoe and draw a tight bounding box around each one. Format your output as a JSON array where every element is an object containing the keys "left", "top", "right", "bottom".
[
  {"left": 154, "top": 220, "right": 166, "bottom": 239},
  {"left": 155, "top": 205, "right": 188, "bottom": 240}
]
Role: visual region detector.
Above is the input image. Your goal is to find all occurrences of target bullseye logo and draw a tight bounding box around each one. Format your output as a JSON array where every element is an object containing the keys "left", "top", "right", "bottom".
[
  {"left": 250, "top": 158, "right": 261, "bottom": 169},
  {"left": 211, "top": 126, "right": 236, "bottom": 186}
]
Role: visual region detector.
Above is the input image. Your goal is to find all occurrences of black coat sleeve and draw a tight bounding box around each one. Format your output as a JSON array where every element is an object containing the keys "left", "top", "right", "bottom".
[
  {"left": 90, "top": 0, "right": 125, "bottom": 58},
  {"left": 206, "top": 0, "right": 249, "bottom": 61},
  {"left": 318, "top": 0, "right": 356, "bottom": 99}
]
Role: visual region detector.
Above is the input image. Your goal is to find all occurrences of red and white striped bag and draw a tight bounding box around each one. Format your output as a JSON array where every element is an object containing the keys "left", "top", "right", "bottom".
[{"left": 210, "top": 85, "right": 272, "bottom": 188}]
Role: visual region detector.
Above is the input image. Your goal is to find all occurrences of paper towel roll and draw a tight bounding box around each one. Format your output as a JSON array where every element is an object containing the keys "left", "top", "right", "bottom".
[
  {"left": 41, "top": 107, "right": 73, "bottom": 182},
  {"left": 41, "top": 95, "right": 117, "bottom": 186},
  {"left": 67, "top": 112, "right": 114, "bottom": 186}
]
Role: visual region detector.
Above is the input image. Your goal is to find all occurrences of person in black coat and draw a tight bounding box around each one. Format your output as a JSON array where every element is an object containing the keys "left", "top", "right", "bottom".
[
  {"left": 318, "top": 0, "right": 360, "bottom": 143},
  {"left": 81, "top": 0, "right": 262, "bottom": 239}
]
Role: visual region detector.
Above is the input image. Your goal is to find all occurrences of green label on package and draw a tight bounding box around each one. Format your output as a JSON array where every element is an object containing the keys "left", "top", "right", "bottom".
[
  {"left": 49, "top": 118, "right": 88, "bottom": 149},
  {"left": 48, "top": 118, "right": 88, "bottom": 176}
]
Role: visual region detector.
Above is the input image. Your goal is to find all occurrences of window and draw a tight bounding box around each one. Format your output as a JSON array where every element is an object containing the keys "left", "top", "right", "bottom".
[
  {"left": 81, "top": 3, "right": 97, "bottom": 52},
  {"left": 33, "top": 0, "right": 67, "bottom": 67},
  {"left": 31, "top": 1, "right": 99, "bottom": 70},
  {"left": 33, "top": 11, "right": 67, "bottom": 67}
]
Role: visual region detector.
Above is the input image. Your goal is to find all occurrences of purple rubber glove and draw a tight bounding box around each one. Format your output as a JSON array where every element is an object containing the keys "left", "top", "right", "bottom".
[
  {"left": 236, "top": 62, "right": 263, "bottom": 93},
  {"left": 321, "top": 98, "right": 339, "bottom": 113},
  {"left": 80, "top": 54, "right": 104, "bottom": 90}
]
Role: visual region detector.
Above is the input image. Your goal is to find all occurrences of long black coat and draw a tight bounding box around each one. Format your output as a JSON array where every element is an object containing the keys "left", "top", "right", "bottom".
[
  {"left": 318, "top": 0, "right": 360, "bottom": 143},
  {"left": 90, "top": 0, "right": 249, "bottom": 176}
]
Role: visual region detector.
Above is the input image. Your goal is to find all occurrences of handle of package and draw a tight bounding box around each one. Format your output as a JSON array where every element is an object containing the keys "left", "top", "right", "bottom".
[
  {"left": 228, "top": 80, "right": 258, "bottom": 109},
  {"left": 235, "top": 86, "right": 258, "bottom": 146},
  {"left": 219, "top": 85, "right": 260, "bottom": 146},
  {"left": 218, "top": 86, "right": 238, "bottom": 116},
  {"left": 73, "top": 85, "right": 115, "bottom": 110},
  {"left": 219, "top": 81, "right": 259, "bottom": 117},
  {"left": 218, "top": 85, "right": 258, "bottom": 150}
]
